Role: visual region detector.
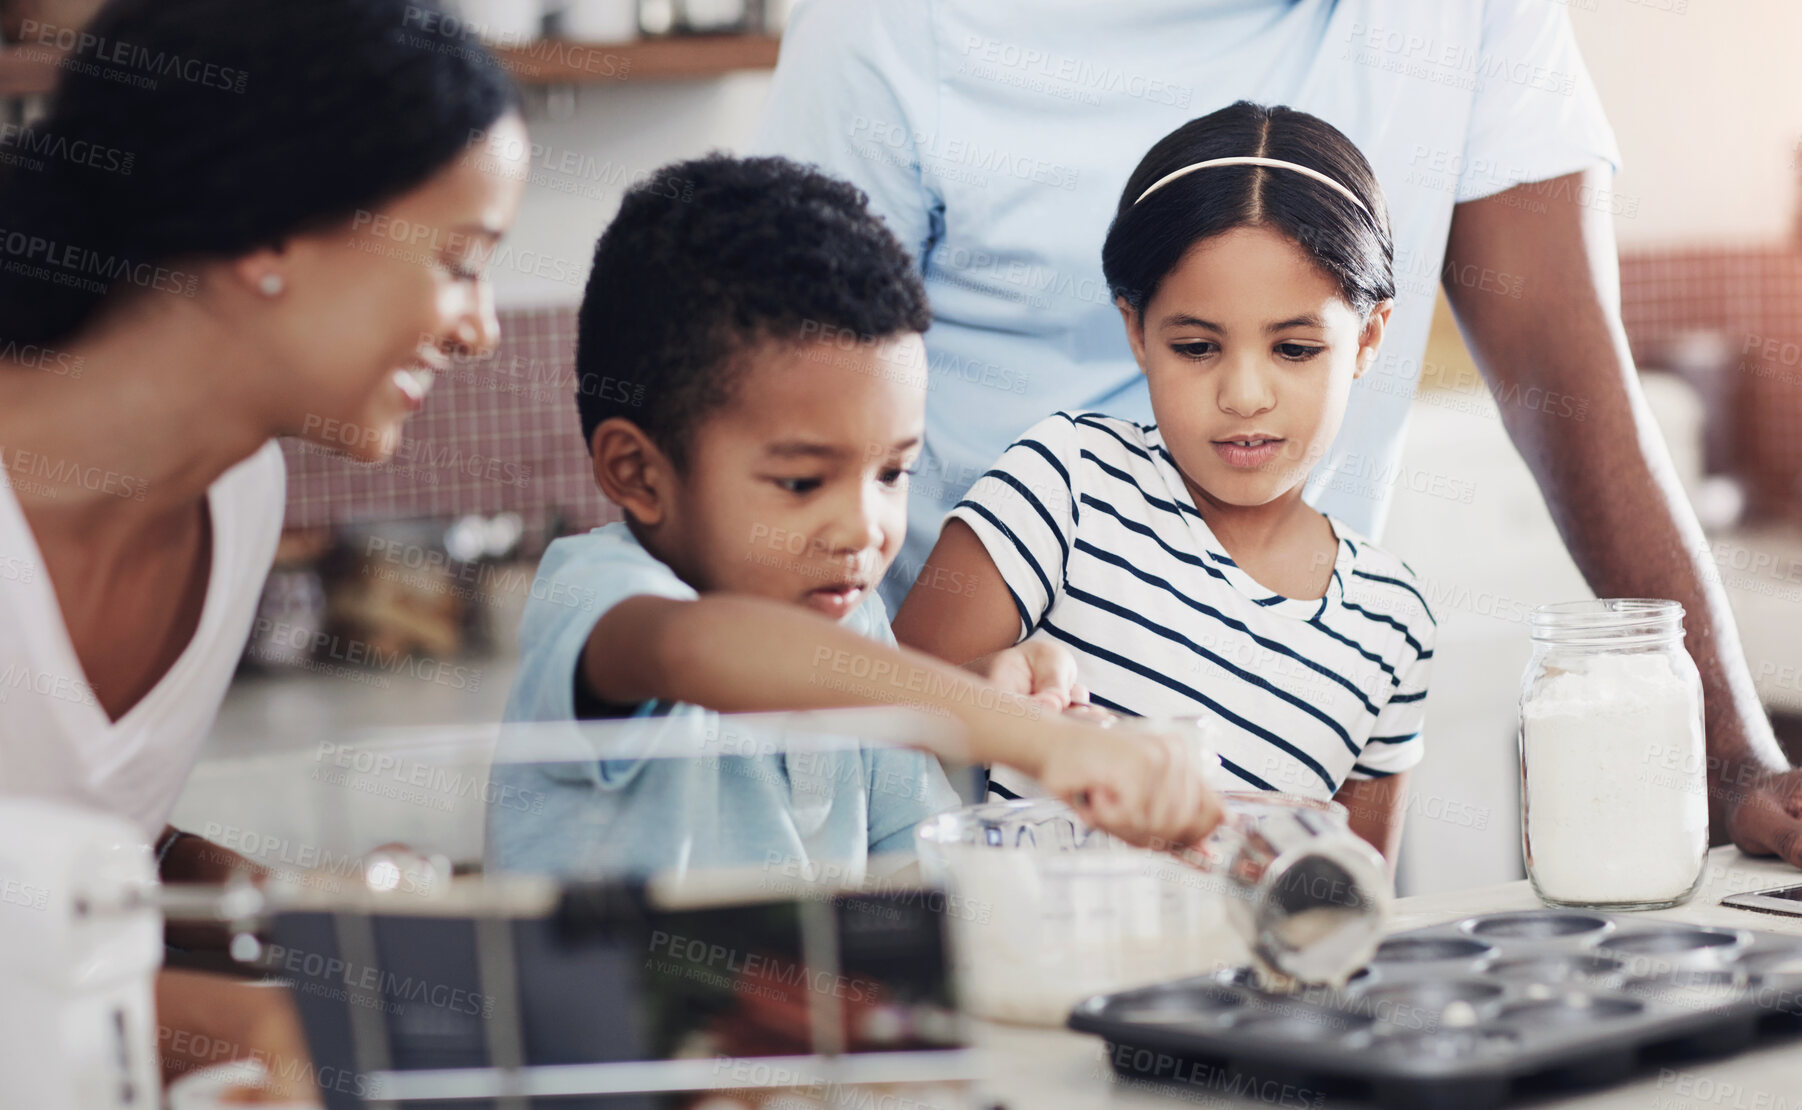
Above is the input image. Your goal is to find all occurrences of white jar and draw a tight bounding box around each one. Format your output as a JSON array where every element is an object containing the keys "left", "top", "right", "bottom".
[
  {"left": 1519, "top": 599, "right": 1708, "bottom": 910},
  {"left": 451, "top": 0, "right": 544, "bottom": 43},
  {"left": 560, "top": 0, "right": 639, "bottom": 42}
]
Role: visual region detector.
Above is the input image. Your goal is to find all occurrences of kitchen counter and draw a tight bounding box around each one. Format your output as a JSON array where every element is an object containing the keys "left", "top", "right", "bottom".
[{"left": 973, "top": 847, "right": 1802, "bottom": 1109}]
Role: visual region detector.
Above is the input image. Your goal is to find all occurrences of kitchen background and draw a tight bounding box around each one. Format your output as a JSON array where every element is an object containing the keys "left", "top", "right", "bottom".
[{"left": 5, "top": 0, "right": 1800, "bottom": 895}]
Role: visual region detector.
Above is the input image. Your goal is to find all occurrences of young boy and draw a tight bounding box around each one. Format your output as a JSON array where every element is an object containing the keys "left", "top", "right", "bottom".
[{"left": 486, "top": 155, "right": 1222, "bottom": 880}]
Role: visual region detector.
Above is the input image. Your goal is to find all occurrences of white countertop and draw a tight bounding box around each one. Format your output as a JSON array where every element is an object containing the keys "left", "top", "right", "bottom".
[{"left": 972, "top": 847, "right": 1802, "bottom": 1109}]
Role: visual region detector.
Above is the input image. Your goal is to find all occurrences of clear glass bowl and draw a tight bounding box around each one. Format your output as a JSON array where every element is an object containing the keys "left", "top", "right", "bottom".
[{"left": 915, "top": 792, "right": 1348, "bottom": 1024}]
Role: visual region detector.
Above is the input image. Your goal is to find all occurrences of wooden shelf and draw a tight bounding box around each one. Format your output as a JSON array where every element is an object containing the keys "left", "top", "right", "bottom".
[
  {"left": 0, "top": 34, "right": 779, "bottom": 98},
  {"left": 489, "top": 33, "right": 780, "bottom": 85}
]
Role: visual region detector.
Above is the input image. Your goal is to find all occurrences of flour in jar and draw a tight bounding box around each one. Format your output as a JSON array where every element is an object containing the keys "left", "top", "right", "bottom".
[{"left": 1521, "top": 652, "right": 1708, "bottom": 905}]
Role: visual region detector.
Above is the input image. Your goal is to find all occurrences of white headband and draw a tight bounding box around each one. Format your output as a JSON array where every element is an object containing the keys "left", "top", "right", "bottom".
[{"left": 1133, "top": 155, "right": 1370, "bottom": 215}]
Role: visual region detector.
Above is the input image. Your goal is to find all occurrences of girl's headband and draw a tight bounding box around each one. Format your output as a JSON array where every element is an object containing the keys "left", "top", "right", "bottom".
[{"left": 1133, "top": 155, "right": 1371, "bottom": 215}]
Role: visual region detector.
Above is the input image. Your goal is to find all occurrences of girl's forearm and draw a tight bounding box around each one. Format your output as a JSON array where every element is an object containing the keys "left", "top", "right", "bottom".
[
  {"left": 892, "top": 519, "right": 1025, "bottom": 663},
  {"left": 1332, "top": 772, "right": 1408, "bottom": 876}
]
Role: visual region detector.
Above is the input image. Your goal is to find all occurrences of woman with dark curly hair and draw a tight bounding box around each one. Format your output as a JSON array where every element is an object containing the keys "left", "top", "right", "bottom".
[{"left": 0, "top": 0, "right": 528, "bottom": 1095}]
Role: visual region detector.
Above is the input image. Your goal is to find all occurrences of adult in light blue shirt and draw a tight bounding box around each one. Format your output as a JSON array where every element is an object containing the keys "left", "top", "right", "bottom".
[
  {"left": 486, "top": 523, "right": 960, "bottom": 880},
  {"left": 752, "top": 0, "right": 1619, "bottom": 605},
  {"left": 752, "top": 0, "right": 1802, "bottom": 869}
]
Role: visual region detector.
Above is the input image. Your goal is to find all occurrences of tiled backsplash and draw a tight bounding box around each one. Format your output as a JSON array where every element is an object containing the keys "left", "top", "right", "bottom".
[
  {"left": 280, "top": 247, "right": 1802, "bottom": 530},
  {"left": 281, "top": 306, "right": 616, "bottom": 533},
  {"left": 1619, "top": 248, "right": 1802, "bottom": 517}
]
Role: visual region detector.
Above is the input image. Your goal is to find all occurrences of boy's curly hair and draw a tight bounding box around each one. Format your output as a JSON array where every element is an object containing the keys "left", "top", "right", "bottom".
[{"left": 575, "top": 154, "right": 931, "bottom": 466}]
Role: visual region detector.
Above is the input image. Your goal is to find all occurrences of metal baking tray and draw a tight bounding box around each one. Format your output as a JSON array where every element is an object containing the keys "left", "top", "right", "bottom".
[{"left": 1069, "top": 910, "right": 1802, "bottom": 1110}]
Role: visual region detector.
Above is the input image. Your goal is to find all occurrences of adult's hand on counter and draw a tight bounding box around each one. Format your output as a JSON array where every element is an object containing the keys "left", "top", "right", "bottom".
[
  {"left": 1442, "top": 164, "right": 1802, "bottom": 867},
  {"left": 156, "top": 969, "right": 320, "bottom": 1104},
  {"left": 1723, "top": 767, "right": 1802, "bottom": 866}
]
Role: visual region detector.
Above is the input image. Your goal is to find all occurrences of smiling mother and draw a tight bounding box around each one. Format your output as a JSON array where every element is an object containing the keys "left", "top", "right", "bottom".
[
  {"left": 0, "top": 0, "right": 526, "bottom": 840},
  {"left": 0, "top": 0, "right": 525, "bottom": 1092}
]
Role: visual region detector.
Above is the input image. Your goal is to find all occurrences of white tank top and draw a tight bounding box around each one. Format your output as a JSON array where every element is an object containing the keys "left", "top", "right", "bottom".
[{"left": 0, "top": 441, "right": 285, "bottom": 837}]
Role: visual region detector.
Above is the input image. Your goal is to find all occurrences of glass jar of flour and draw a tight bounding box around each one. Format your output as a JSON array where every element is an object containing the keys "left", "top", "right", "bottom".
[{"left": 1519, "top": 600, "right": 1708, "bottom": 909}]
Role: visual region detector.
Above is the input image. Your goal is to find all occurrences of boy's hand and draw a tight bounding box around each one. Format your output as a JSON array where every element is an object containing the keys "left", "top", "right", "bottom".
[
  {"left": 966, "top": 638, "right": 1088, "bottom": 710},
  {"left": 1037, "top": 720, "right": 1224, "bottom": 852}
]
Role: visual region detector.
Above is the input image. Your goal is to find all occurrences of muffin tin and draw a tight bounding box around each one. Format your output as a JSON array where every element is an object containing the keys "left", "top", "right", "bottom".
[{"left": 1069, "top": 910, "right": 1802, "bottom": 1110}]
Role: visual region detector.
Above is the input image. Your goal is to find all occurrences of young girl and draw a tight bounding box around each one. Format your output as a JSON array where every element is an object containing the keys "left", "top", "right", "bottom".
[{"left": 893, "top": 102, "right": 1434, "bottom": 863}]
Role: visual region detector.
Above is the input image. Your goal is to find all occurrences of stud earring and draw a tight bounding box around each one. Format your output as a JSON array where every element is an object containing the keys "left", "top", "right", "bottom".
[{"left": 258, "top": 273, "right": 284, "bottom": 297}]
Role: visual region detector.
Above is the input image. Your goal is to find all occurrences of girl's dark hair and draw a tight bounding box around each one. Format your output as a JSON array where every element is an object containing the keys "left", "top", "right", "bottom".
[
  {"left": 0, "top": 0, "right": 519, "bottom": 345},
  {"left": 1102, "top": 101, "right": 1394, "bottom": 320}
]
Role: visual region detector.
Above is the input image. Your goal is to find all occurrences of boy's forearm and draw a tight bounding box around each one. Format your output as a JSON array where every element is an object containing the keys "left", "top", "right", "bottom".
[{"left": 587, "top": 594, "right": 1052, "bottom": 772}]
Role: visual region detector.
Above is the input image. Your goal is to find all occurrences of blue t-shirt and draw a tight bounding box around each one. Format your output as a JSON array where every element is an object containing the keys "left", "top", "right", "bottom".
[
  {"left": 751, "top": 0, "right": 1620, "bottom": 607},
  {"left": 485, "top": 522, "right": 960, "bottom": 879}
]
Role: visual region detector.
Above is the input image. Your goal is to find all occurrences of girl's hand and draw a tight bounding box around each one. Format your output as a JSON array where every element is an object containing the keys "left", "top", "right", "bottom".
[
  {"left": 965, "top": 637, "right": 1089, "bottom": 710},
  {"left": 1036, "top": 719, "right": 1224, "bottom": 852}
]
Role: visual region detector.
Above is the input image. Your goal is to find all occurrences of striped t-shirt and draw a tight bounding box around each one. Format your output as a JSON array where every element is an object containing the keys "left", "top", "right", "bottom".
[{"left": 948, "top": 411, "right": 1434, "bottom": 801}]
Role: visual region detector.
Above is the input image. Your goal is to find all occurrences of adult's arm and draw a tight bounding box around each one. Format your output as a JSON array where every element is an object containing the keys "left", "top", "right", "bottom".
[
  {"left": 158, "top": 825, "right": 269, "bottom": 884},
  {"left": 157, "top": 826, "right": 270, "bottom": 953},
  {"left": 1442, "top": 165, "right": 1802, "bottom": 865}
]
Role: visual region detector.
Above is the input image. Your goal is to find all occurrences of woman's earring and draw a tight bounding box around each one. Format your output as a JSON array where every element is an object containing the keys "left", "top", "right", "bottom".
[{"left": 258, "top": 273, "right": 285, "bottom": 297}]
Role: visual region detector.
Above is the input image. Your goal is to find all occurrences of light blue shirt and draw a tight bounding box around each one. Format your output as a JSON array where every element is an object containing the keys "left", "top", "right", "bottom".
[
  {"left": 485, "top": 523, "right": 960, "bottom": 879},
  {"left": 752, "top": 0, "right": 1620, "bottom": 608}
]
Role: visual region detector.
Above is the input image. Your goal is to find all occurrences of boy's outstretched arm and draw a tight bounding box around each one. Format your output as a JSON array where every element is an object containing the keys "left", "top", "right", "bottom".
[{"left": 586, "top": 593, "right": 1222, "bottom": 851}]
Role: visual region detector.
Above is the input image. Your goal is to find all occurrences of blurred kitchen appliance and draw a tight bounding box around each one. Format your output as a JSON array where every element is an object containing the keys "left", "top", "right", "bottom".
[
  {"left": 0, "top": 799, "right": 162, "bottom": 1110},
  {"left": 178, "top": 870, "right": 976, "bottom": 1110},
  {"left": 162, "top": 712, "right": 985, "bottom": 1108}
]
